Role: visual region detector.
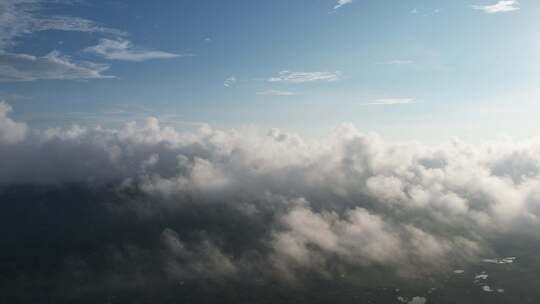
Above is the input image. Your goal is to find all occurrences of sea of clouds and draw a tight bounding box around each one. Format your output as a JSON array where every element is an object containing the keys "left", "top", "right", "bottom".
[{"left": 2, "top": 101, "right": 540, "bottom": 290}]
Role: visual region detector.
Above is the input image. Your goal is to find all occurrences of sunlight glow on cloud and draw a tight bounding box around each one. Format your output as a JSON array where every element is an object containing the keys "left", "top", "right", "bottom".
[
  {"left": 334, "top": 0, "right": 353, "bottom": 9},
  {"left": 0, "top": 101, "right": 26, "bottom": 144},
  {"left": 472, "top": 0, "right": 520, "bottom": 14}
]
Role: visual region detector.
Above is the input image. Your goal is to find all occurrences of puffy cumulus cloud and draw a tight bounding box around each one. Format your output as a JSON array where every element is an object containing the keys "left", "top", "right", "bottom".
[
  {"left": 161, "top": 228, "right": 238, "bottom": 279},
  {"left": 3, "top": 102, "right": 540, "bottom": 295},
  {"left": 271, "top": 204, "right": 481, "bottom": 279},
  {"left": 0, "top": 101, "right": 26, "bottom": 144}
]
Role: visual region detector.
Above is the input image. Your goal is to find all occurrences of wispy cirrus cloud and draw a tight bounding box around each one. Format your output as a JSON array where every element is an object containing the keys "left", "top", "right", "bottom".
[
  {"left": 334, "top": 0, "right": 353, "bottom": 9},
  {"left": 268, "top": 71, "right": 341, "bottom": 83},
  {"left": 361, "top": 98, "right": 417, "bottom": 106},
  {"left": 472, "top": 1, "right": 520, "bottom": 14},
  {"left": 0, "top": 1, "right": 188, "bottom": 82},
  {"left": 84, "top": 39, "right": 185, "bottom": 62},
  {"left": 0, "top": 0, "right": 124, "bottom": 82},
  {"left": 0, "top": 51, "right": 113, "bottom": 82},
  {"left": 0, "top": 0, "right": 125, "bottom": 50},
  {"left": 256, "top": 90, "right": 297, "bottom": 96}
]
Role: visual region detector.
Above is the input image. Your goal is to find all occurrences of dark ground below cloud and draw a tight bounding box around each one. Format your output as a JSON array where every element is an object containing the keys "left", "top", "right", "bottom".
[{"left": 1, "top": 185, "right": 540, "bottom": 304}]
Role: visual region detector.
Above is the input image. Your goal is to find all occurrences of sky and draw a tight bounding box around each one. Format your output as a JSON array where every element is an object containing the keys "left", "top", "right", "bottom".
[
  {"left": 5, "top": 2, "right": 540, "bottom": 302},
  {"left": 1, "top": 0, "right": 539, "bottom": 142}
]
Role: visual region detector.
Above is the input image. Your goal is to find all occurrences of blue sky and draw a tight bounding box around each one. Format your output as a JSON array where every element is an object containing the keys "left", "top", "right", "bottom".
[{"left": 0, "top": 0, "right": 539, "bottom": 142}]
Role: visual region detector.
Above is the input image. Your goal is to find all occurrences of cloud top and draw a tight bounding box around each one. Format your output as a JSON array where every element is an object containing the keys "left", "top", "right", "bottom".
[
  {"left": 2, "top": 104, "right": 540, "bottom": 267},
  {"left": 0, "top": 101, "right": 26, "bottom": 144}
]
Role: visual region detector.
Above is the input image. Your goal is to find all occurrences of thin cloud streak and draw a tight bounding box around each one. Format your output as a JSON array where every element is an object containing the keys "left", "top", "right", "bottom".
[
  {"left": 472, "top": 0, "right": 520, "bottom": 13},
  {"left": 0, "top": 51, "right": 113, "bottom": 82},
  {"left": 84, "top": 39, "right": 185, "bottom": 62},
  {"left": 268, "top": 71, "right": 341, "bottom": 83},
  {"left": 361, "top": 98, "right": 417, "bottom": 106},
  {"left": 256, "top": 90, "right": 297, "bottom": 96},
  {"left": 377, "top": 60, "right": 414, "bottom": 66}
]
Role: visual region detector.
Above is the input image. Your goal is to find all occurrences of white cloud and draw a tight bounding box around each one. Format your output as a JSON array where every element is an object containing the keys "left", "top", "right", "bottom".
[
  {"left": 0, "top": 101, "right": 26, "bottom": 144},
  {"left": 472, "top": 1, "right": 520, "bottom": 14},
  {"left": 482, "top": 285, "right": 495, "bottom": 292},
  {"left": 84, "top": 39, "right": 183, "bottom": 62},
  {"left": 408, "top": 297, "right": 427, "bottom": 304},
  {"left": 4, "top": 103, "right": 540, "bottom": 278},
  {"left": 268, "top": 71, "right": 341, "bottom": 83},
  {"left": 0, "top": 0, "right": 124, "bottom": 82},
  {"left": 362, "top": 98, "right": 417, "bottom": 105},
  {"left": 256, "top": 90, "right": 297, "bottom": 96},
  {"left": 0, "top": 0, "right": 125, "bottom": 50},
  {"left": 410, "top": 8, "right": 443, "bottom": 16},
  {"left": 272, "top": 206, "right": 406, "bottom": 268},
  {"left": 0, "top": 51, "right": 113, "bottom": 82},
  {"left": 224, "top": 75, "right": 236, "bottom": 87},
  {"left": 334, "top": 0, "right": 353, "bottom": 9}
]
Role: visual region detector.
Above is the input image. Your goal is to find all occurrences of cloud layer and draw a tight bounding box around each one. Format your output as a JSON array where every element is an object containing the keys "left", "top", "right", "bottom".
[
  {"left": 3, "top": 103, "right": 540, "bottom": 267},
  {"left": 2, "top": 103, "right": 540, "bottom": 302}
]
